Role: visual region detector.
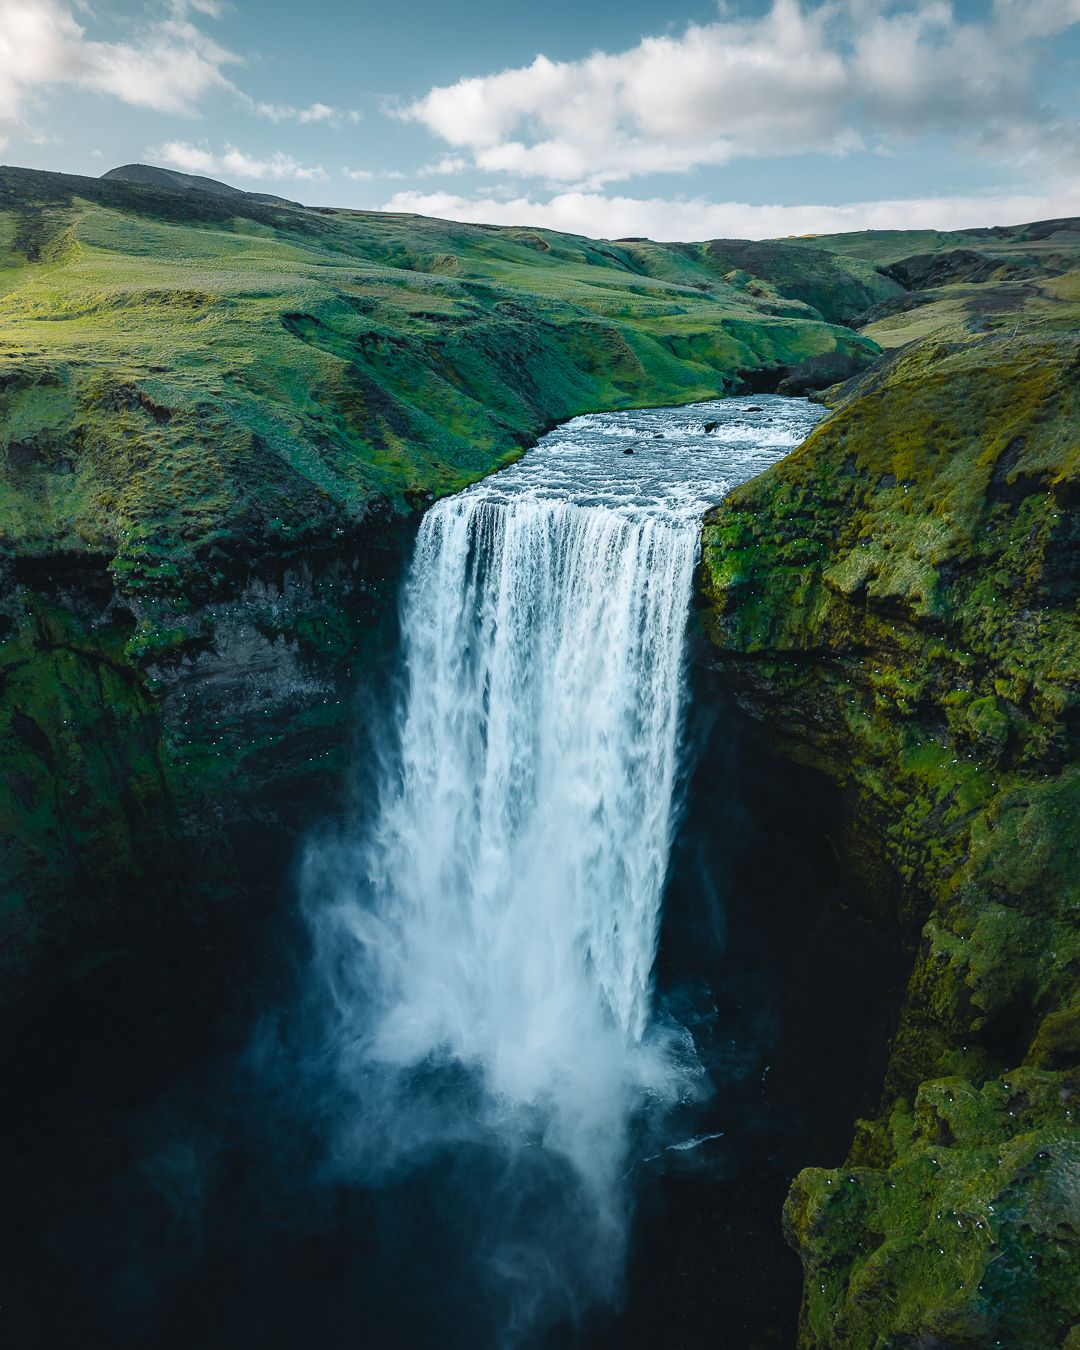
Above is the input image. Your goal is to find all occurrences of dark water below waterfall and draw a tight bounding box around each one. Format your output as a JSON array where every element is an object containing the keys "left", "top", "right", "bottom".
[{"left": 2, "top": 397, "right": 904, "bottom": 1348}]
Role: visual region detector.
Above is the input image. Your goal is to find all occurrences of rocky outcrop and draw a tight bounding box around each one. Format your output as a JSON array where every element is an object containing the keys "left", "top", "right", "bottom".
[
  {"left": 700, "top": 325, "right": 1080, "bottom": 1345},
  {"left": 0, "top": 514, "right": 413, "bottom": 1038}
]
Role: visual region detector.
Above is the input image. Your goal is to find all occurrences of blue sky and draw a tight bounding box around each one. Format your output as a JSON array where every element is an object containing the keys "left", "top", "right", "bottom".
[{"left": 1, "top": 0, "right": 1078, "bottom": 238}]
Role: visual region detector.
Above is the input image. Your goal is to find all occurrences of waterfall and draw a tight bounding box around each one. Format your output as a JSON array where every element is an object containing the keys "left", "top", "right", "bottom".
[
  {"left": 304, "top": 395, "right": 823, "bottom": 1340},
  {"left": 362, "top": 492, "right": 697, "bottom": 1131}
]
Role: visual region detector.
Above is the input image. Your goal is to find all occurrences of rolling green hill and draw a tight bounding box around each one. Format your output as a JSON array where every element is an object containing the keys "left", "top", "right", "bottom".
[{"left": 0, "top": 164, "right": 886, "bottom": 600}]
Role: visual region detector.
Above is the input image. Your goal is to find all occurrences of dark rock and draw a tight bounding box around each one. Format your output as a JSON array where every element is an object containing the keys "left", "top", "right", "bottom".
[{"left": 775, "top": 350, "right": 868, "bottom": 396}]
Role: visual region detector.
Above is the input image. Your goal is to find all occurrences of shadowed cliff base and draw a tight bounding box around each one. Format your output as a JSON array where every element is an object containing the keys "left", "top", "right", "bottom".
[{"left": 0, "top": 680, "right": 902, "bottom": 1349}]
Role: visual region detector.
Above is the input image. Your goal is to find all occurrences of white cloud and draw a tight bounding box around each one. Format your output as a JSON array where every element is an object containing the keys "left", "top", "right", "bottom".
[
  {"left": 380, "top": 186, "right": 1080, "bottom": 241},
  {"left": 249, "top": 97, "right": 361, "bottom": 127},
  {"left": 0, "top": 0, "right": 356, "bottom": 144},
  {"left": 151, "top": 138, "right": 328, "bottom": 182},
  {"left": 0, "top": 0, "right": 238, "bottom": 133},
  {"left": 342, "top": 165, "right": 406, "bottom": 181},
  {"left": 170, "top": 0, "right": 224, "bottom": 17},
  {"left": 417, "top": 155, "right": 469, "bottom": 176},
  {"left": 992, "top": 0, "right": 1080, "bottom": 38},
  {"left": 298, "top": 101, "right": 335, "bottom": 124},
  {"left": 974, "top": 116, "right": 1080, "bottom": 180},
  {"left": 400, "top": 0, "right": 1080, "bottom": 188},
  {"left": 849, "top": 3, "right": 1032, "bottom": 133}
]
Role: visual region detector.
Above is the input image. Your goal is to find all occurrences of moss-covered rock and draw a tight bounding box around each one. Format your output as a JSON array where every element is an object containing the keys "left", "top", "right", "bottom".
[
  {"left": 786, "top": 1068, "right": 1080, "bottom": 1348},
  {"left": 700, "top": 238, "right": 1080, "bottom": 1344},
  {"left": 0, "top": 522, "right": 410, "bottom": 1025}
]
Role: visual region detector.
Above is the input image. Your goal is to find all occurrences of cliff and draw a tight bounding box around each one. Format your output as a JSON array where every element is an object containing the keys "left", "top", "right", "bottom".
[{"left": 700, "top": 218, "right": 1080, "bottom": 1347}]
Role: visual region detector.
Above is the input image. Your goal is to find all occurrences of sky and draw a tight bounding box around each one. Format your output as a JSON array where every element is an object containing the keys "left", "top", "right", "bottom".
[{"left": 0, "top": 0, "right": 1078, "bottom": 239}]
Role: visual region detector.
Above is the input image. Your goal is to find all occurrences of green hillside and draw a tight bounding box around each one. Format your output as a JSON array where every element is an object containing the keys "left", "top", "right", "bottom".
[{"left": 0, "top": 165, "right": 885, "bottom": 601}]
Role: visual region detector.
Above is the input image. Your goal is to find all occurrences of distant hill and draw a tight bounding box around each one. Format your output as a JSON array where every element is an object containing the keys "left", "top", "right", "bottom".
[{"left": 101, "top": 162, "right": 301, "bottom": 208}]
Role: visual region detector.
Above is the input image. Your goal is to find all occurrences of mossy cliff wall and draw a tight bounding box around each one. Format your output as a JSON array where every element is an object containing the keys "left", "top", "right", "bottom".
[
  {"left": 700, "top": 329, "right": 1080, "bottom": 1347},
  {"left": 0, "top": 525, "right": 409, "bottom": 1030}
]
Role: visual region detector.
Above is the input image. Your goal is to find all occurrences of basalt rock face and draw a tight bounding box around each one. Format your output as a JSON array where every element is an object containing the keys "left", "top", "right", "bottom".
[
  {"left": 700, "top": 322, "right": 1080, "bottom": 1345},
  {"left": 0, "top": 517, "right": 412, "bottom": 1045}
]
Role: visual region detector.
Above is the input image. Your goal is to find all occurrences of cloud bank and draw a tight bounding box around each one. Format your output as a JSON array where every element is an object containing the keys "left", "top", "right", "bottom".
[
  {"left": 151, "top": 139, "right": 328, "bottom": 183},
  {"left": 0, "top": 0, "right": 356, "bottom": 147},
  {"left": 400, "top": 0, "right": 1080, "bottom": 189},
  {"left": 248, "top": 98, "right": 361, "bottom": 127},
  {"left": 0, "top": 0, "right": 237, "bottom": 129},
  {"left": 381, "top": 186, "right": 1080, "bottom": 241}
]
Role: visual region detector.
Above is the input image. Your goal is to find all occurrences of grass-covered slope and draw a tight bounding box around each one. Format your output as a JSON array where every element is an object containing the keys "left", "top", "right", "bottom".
[
  {"left": 801, "top": 216, "right": 1080, "bottom": 266},
  {"left": 701, "top": 222, "right": 1080, "bottom": 1348},
  {"left": 0, "top": 165, "right": 883, "bottom": 598}
]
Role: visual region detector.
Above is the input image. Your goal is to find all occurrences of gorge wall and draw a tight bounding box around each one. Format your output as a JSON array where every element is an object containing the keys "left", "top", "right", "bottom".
[{"left": 700, "top": 233, "right": 1080, "bottom": 1345}]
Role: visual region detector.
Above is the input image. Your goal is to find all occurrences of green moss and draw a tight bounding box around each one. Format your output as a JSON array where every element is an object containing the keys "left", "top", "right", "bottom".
[
  {"left": 701, "top": 239, "right": 1080, "bottom": 1345},
  {"left": 1031, "top": 1006, "right": 1080, "bottom": 1070},
  {"left": 787, "top": 1069, "right": 1080, "bottom": 1349},
  {"left": 0, "top": 594, "right": 173, "bottom": 984}
]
